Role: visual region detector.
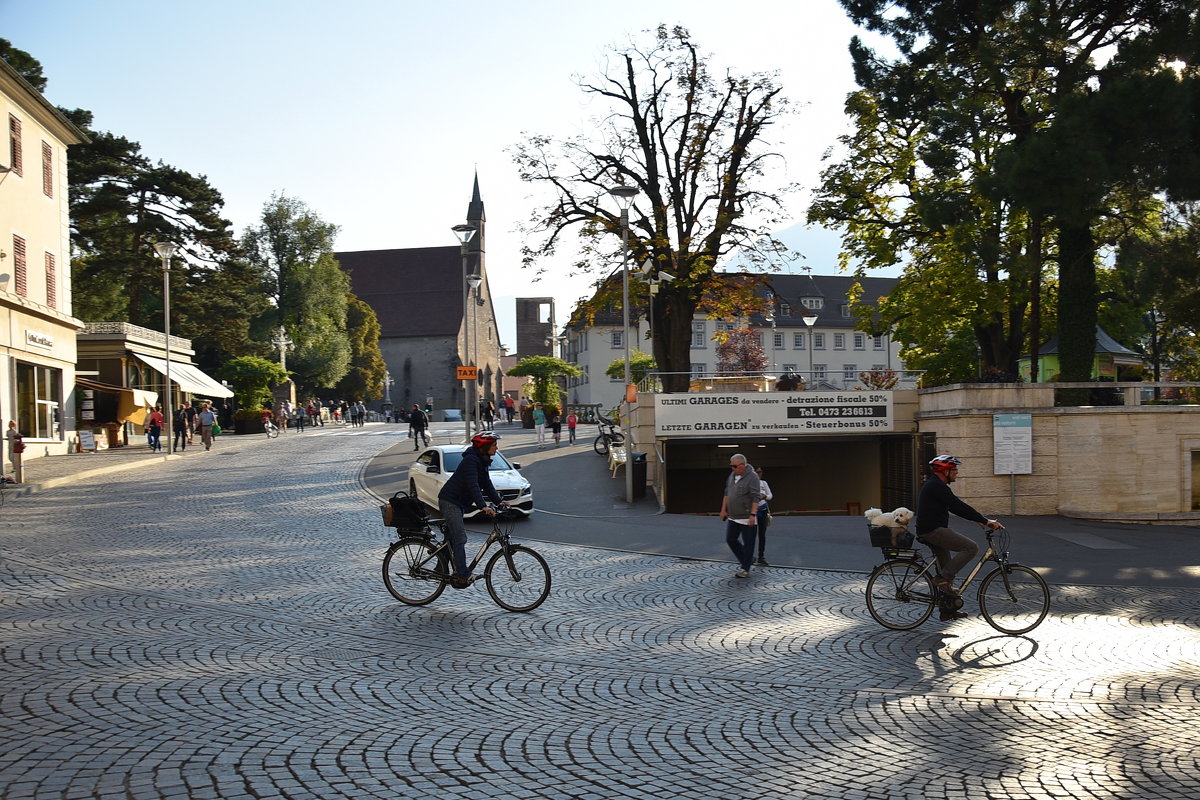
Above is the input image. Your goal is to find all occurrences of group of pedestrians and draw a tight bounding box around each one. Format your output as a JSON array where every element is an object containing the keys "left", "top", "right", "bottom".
[
  {"left": 720, "top": 451, "right": 999, "bottom": 623},
  {"left": 146, "top": 400, "right": 217, "bottom": 453},
  {"left": 530, "top": 403, "right": 578, "bottom": 449}
]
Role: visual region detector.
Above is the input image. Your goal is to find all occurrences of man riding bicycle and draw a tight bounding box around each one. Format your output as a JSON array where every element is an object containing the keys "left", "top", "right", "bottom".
[
  {"left": 437, "top": 432, "right": 510, "bottom": 589},
  {"left": 916, "top": 455, "right": 1003, "bottom": 621}
]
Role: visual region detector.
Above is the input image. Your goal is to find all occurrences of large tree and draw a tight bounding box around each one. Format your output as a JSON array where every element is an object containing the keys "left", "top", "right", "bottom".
[
  {"left": 332, "top": 293, "right": 388, "bottom": 402},
  {"left": 242, "top": 194, "right": 352, "bottom": 393},
  {"left": 819, "top": 0, "right": 1198, "bottom": 383},
  {"left": 513, "top": 25, "right": 794, "bottom": 392}
]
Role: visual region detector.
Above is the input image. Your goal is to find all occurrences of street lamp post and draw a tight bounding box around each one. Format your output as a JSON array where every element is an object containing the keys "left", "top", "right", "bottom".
[
  {"left": 765, "top": 291, "right": 777, "bottom": 380},
  {"left": 467, "top": 272, "right": 483, "bottom": 433},
  {"left": 802, "top": 313, "right": 818, "bottom": 389},
  {"left": 153, "top": 241, "right": 178, "bottom": 454},
  {"left": 608, "top": 184, "right": 639, "bottom": 504},
  {"left": 452, "top": 223, "right": 478, "bottom": 443}
]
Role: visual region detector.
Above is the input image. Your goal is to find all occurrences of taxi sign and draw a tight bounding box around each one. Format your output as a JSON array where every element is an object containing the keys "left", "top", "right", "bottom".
[{"left": 456, "top": 366, "right": 479, "bottom": 380}]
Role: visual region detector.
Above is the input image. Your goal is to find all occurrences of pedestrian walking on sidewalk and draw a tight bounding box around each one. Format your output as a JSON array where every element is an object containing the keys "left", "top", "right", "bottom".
[
  {"left": 533, "top": 403, "right": 547, "bottom": 448},
  {"left": 550, "top": 414, "right": 562, "bottom": 447},
  {"left": 566, "top": 411, "right": 578, "bottom": 444},
  {"left": 196, "top": 402, "right": 217, "bottom": 451},
  {"left": 146, "top": 406, "right": 165, "bottom": 452},
  {"left": 754, "top": 467, "right": 773, "bottom": 565},
  {"left": 408, "top": 404, "right": 430, "bottom": 450},
  {"left": 173, "top": 402, "right": 191, "bottom": 452},
  {"left": 719, "top": 453, "right": 762, "bottom": 578}
]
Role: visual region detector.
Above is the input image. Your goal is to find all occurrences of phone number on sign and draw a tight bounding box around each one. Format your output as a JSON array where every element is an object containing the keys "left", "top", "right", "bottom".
[{"left": 787, "top": 405, "right": 888, "bottom": 419}]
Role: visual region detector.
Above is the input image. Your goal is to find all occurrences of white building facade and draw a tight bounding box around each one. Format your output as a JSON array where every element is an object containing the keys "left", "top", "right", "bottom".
[
  {"left": 1, "top": 60, "right": 87, "bottom": 464},
  {"left": 561, "top": 273, "right": 908, "bottom": 409}
]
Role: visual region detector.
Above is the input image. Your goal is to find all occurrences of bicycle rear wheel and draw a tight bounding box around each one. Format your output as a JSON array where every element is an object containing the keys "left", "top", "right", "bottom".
[
  {"left": 485, "top": 544, "right": 551, "bottom": 612},
  {"left": 978, "top": 564, "right": 1050, "bottom": 635},
  {"left": 265, "top": 424, "right": 279, "bottom": 439},
  {"left": 866, "top": 560, "right": 935, "bottom": 630},
  {"left": 382, "top": 537, "right": 448, "bottom": 606}
]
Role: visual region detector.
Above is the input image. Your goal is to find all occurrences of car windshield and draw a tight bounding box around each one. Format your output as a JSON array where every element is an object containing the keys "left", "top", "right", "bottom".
[{"left": 441, "top": 450, "right": 514, "bottom": 472}]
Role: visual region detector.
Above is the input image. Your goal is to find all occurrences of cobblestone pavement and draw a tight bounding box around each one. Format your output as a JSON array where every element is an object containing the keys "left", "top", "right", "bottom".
[{"left": 1, "top": 430, "right": 1198, "bottom": 799}]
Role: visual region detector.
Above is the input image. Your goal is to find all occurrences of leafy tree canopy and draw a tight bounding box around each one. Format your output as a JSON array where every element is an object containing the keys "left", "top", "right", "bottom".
[{"left": 513, "top": 24, "right": 795, "bottom": 391}]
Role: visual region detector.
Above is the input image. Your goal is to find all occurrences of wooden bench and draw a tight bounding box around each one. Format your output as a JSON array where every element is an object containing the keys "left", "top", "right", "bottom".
[{"left": 608, "top": 445, "right": 628, "bottom": 477}]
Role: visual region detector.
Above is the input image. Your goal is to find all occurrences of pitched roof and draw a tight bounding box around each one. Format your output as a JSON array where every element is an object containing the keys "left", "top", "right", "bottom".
[
  {"left": 1035, "top": 326, "right": 1141, "bottom": 357},
  {"left": 336, "top": 247, "right": 464, "bottom": 338}
]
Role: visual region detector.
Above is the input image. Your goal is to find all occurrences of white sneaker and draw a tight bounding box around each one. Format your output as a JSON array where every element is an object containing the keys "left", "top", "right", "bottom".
[{"left": 735, "top": 568, "right": 749, "bottom": 578}]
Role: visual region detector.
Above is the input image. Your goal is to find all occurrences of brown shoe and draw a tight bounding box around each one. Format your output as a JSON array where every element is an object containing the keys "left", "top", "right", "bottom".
[{"left": 932, "top": 576, "right": 959, "bottom": 596}]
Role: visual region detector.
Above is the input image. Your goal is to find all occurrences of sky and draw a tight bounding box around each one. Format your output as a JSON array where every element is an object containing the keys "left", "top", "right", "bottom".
[{"left": 2, "top": 0, "right": 892, "bottom": 351}]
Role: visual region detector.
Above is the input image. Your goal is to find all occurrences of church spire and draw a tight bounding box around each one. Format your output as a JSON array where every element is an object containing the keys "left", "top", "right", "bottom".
[{"left": 465, "top": 172, "right": 484, "bottom": 274}]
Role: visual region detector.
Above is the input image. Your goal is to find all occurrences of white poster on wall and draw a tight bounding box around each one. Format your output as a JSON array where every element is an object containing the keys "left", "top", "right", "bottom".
[
  {"left": 993, "top": 413, "right": 1033, "bottom": 474},
  {"left": 655, "top": 392, "right": 894, "bottom": 436}
]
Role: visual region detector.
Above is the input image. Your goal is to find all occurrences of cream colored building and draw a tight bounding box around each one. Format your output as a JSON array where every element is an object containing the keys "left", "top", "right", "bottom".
[{"left": 1, "top": 59, "right": 87, "bottom": 466}]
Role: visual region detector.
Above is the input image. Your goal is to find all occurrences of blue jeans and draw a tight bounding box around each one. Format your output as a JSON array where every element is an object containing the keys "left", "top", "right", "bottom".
[
  {"left": 725, "top": 520, "right": 757, "bottom": 570},
  {"left": 438, "top": 499, "right": 472, "bottom": 579}
]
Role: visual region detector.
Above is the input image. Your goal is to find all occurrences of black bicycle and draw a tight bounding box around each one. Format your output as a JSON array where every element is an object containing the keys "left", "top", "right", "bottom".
[
  {"left": 865, "top": 524, "right": 1050, "bottom": 634},
  {"left": 593, "top": 418, "right": 624, "bottom": 456},
  {"left": 382, "top": 511, "right": 551, "bottom": 612}
]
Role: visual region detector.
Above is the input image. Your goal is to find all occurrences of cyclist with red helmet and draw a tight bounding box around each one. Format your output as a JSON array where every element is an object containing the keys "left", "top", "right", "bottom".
[
  {"left": 437, "top": 432, "right": 509, "bottom": 588},
  {"left": 916, "top": 455, "right": 1003, "bottom": 621}
]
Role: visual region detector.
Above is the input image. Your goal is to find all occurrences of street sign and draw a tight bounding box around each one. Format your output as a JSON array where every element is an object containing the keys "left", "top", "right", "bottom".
[
  {"left": 456, "top": 366, "right": 479, "bottom": 380},
  {"left": 993, "top": 413, "right": 1033, "bottom": 475}
]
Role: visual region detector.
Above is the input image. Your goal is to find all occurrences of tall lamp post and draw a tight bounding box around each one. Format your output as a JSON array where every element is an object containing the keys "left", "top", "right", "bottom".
[
  {"left": 467, "top": 272, "right": 483, "bottom": 432},
  {"left": 153, "top": 241, "right": 178, "bottom": 454},
  {"left": 608, "top": 184, "right": 639, "bottom": 504},
  {"left": 765, "top": 291, "right": 777, "bottom": 379},
  {"left": 452, "top": 223, "right": 478, "bottom": 443},
  {"left": 802, "top": 313, "right": 818, "bottom": 389}
]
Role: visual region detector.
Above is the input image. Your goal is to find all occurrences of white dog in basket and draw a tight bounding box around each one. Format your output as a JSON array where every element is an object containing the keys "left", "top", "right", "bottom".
[{"left": 864, "top": 506, "right": 914, "bottom": 546}]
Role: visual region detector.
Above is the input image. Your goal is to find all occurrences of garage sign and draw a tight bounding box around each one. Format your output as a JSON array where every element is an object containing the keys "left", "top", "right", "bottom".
[{"left": 655, "top": 391, "right": 894, "bottom": 436}]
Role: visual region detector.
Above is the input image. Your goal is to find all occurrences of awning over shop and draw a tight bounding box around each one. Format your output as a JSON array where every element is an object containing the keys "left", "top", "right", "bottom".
[
  {"left": 132, "top": 354, "right": 234, "bottom": 398},
  {"left": 76, "top": 378, "right": 158, "bottom": 425}
]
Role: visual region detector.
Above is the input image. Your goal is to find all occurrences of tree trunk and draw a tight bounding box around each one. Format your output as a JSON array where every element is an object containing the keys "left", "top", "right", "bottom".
[
  {"left": 1028, "top": 215, "right": 1044, "bottom": 383},
  {"left": 1057, "top": 221, "right": 1098, "bottom": 382},
  {"left": 657, "top": 291, "right": 696, "bottom": 393}
]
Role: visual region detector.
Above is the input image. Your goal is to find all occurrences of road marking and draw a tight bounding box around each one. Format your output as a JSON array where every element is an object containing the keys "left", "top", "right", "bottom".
[{"left": 1046, "top": 532, "right": 1135, "bottom": 549}]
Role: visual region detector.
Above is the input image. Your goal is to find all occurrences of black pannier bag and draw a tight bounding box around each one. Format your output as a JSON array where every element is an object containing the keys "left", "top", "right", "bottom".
[
  {"left": 868, "top": 524, "right": 914, "bottom": 549},
  {"left": 381, "top": 491, "right": 429, "bottom": 530}
]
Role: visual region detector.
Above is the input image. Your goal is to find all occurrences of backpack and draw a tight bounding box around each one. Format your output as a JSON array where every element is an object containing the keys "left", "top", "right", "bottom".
[{"left": 381, "top": 490, "right": 429, "bottom": 530}]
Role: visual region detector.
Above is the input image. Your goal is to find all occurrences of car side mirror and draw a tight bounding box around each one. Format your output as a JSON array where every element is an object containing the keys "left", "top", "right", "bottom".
[
  {"left": 511, "top": 462, "right": 521, "bottom": 470},
  {"left": 426, "top": 465, "right": 439, "bottom": 473}
]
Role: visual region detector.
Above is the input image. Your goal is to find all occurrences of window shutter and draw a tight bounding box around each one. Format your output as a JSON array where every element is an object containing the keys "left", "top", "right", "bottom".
[
  {"left": 41, "top": 141, "right": 53, "bottom": 197},
  {"left": 13, "top": 235, "right": 27, "bottom": 296},
  {"left": 8, "top": 115, "right": 22, "bottom": 176},
  {"left": 45, "top": 251, "right": 57, "bottom": 308}
]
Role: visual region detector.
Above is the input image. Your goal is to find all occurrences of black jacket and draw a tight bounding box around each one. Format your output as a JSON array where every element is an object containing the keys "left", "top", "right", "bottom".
[
  {"left": 438, "top": 447, "right": 502, "bottom": 512},
  {"left": 916, "top": 477, "right": 988, "bottom": 536}
]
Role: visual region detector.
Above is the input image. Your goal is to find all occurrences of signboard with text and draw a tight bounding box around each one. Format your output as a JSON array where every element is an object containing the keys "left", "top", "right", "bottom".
[
  {"left": 655, "top": 392, "right": 894, "bottom": 437},
  {"left": 993, "top": 413, "right": 1032, "bottom": 474},
  {"left": 456, "top": 366, "right": 478, "bottom": 380}
]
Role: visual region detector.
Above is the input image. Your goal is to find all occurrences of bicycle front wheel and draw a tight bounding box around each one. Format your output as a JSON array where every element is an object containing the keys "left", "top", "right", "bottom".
[
  {"left": 485, "top": 544, "right": 550, "bottom": 612},
  {"left": 593, "top": 434, "right": 609, "bottom": 456},
  {"left": 866, "top": 560, "right": 935, "bottom": 630},
  {"left": 265, "top": 425, "right": 279, "bottom": 439},
  {"left": 978, "top": 564, "right": 1050, "bottom": 635},
  {"left": 382, "top": 537, "right": 448, "bottom": 606}
]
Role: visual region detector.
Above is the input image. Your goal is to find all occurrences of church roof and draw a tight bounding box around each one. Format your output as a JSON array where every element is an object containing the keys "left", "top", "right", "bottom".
[{"left": 336, "top": 246, "right": 464, "bottom": 338}]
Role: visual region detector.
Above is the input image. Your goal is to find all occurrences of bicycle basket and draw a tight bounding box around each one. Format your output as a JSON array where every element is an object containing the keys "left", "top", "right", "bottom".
[
  {"left": 868, "top": 523, "right": 914, "bottom": 549},
  {"left": 381, "top": 490, "right": 429, "bottom": 530}
]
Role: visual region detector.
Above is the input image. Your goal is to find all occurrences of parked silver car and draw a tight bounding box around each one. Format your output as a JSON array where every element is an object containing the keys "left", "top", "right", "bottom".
[{"left": 407, "top": 445, "right": 533, "bottom": 518}]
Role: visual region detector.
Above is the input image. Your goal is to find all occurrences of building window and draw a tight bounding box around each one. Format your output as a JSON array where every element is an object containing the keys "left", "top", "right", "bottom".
[
  {"left": 854, "top": 333, "right": 866, "bottom": 350},
  {"left": 12, "top": 235, "right": 27, "bottom": 296},
  {"left": 691, "top": 363, "right": 707, "bottom": 378},
  {"left": 780, "top": 302, "right": 791, "bottom": 317},
  {"left": 813, "top": 333, "right": 825, "bottom": 350},
  {"left": 801, "top": 298, "right": 823, "bottom": 310},
  {"left": 841, "top": 304, "right": 852, "bottom": 318},
  {"left": 772, "top": 332, "right": 784, "bottom": 349},
  {"left": 691, "top": 322, "right": 706, "bottom": 348},
  {"left": 873, "top": 335, "right": 885, "bottom": 350},
  {"left": 782, "top": 363, "right": 797, "bottom": 374},
  {"left": 611, "top": 330, "right": 623, "bottom": 349},
  {"left": 715, "top": 321, "right": 738, "bottom": 334},
  {"left": 814, "top": 364, "right": 828, "bottom": 381},
  {"left": 8, "top": 115, "right": 22, "bottom": 177},
  {"left": 44, "top": 252, "right": 56, "bottom": 308},
  {"left": 843, "top": 364, "right": 857, "bottom": 381},
  {"left": 793, "top": 332, "right": 805, "bottom": 349},
  {"left": 15, "top": 361, "right": 62, "bottom": 439},
  {"left": 41, "top": 141, "right": 52, "bottom": 198},
  {"left": 834, "top": 333, "right": 846, "bottom": 350}
]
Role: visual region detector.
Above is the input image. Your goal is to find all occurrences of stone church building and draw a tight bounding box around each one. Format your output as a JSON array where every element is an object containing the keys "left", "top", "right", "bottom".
[{"left": 335, "top": 178, "right": 503, "bottom": 420}]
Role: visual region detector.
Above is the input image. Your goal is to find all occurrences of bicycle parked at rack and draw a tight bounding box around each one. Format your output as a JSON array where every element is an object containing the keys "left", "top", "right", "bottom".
[
  {"left": 593, "top": 418, "right": 624, "bottom": 456},
  {"left": 864, "top": 523, "right": 1050, "bottom": 634},
  {"left": 382, "top": 507, "right": 551, "bottom": 612}
]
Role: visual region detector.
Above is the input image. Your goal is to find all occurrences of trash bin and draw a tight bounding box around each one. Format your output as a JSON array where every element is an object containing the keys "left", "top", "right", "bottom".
[{"left": 630, "top": 451, "right": 647, "bottom": 499}]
